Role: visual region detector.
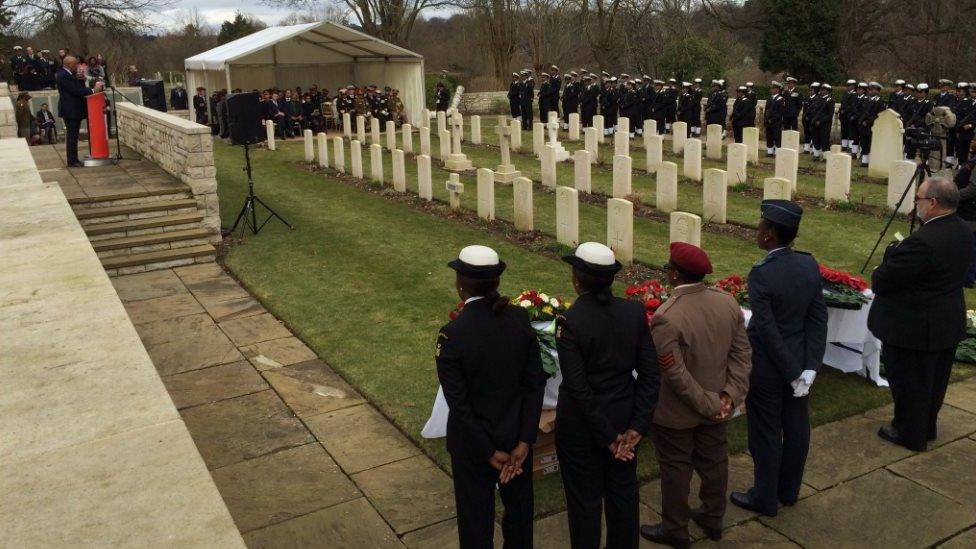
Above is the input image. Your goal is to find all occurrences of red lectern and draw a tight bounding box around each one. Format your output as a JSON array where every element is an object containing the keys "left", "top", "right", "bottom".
[{"left": 84, "top": 92, "right": 113, "bottom": 166}]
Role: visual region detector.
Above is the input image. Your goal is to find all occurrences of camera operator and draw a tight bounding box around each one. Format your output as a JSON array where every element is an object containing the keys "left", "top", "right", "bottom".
[{"left": 953, "top": 140, "right": 976, "bottom": 287}]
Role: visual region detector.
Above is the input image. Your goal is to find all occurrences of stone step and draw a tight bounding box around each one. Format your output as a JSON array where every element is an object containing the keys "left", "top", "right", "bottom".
[
  {"left": 84, "top": 212, "right": 204, "bottom": 236},
  {"left": 101, "top": 244, "right": 216, "bottom": 270},
  {"left": 70, "top": 191, "right": 191, "bottom": 209},
  {"left": 74, "top": 198, "right": 198, "bottom": 220},
  {"left": 91, "top": 228, "right": 211, "bottom": 252}
]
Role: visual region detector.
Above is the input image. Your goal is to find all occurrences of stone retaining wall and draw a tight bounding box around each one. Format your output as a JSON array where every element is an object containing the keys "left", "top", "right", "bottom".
[
  {"left": 116, "top": 102, "right": 221, "bottom": 243},
  {"left": 0, "top": 138, "right": 244, "bottom": 547},
  {"left": 0, "top": 95, "right": 16, "bottom": 139},
  {"left": 460, "top": 91, "right": 509, "bottom": 115}
]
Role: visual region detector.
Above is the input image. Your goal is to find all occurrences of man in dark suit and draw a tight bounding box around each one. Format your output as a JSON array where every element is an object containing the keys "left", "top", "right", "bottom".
[
  {"left": 56, "top": 56, "right": 103, "bottom": 168},
  {"left": 731, "top": 86, "right": 755, "bottom": 143},
  {"left": 519, "top": 71, "right": 535, "bottom": 131},
  {"left": 556, "top": 242, "right": 659, "bottom": 549},
  {"left": 730, "top": 200, "right": 828, "bottom": 518},
  {"left": 438, "top": 245, "right": 547, "bottom": 549},
  {"left": 170, "top": 83, "right": 188, "bottom": 110},
  {"left": 508, "top": 73, "right": 522, "bottom": 122},
  {"left": 193, "top": 87, "right": 208, "bottom": 124},
  {"left": 869, "top": 177, "right": 974, "bottom": 451}
]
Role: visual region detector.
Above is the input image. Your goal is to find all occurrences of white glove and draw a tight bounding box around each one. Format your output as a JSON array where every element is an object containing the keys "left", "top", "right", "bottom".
[{"left": 790, "top": 370, "right": 817, "bottom": 398}]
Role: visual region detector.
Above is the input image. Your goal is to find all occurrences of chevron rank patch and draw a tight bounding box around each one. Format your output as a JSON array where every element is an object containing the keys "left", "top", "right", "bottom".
[{"left": 658, "top": 352, "right": 675, "bottom": 370}]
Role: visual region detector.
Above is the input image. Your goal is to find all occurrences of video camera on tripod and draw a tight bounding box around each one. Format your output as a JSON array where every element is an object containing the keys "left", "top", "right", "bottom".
[{"left": 904, "top": 127, "right": 943, "bottom": 154}]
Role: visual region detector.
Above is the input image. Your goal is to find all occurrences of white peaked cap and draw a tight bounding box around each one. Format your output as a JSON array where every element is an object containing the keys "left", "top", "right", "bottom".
[
  {"left": 458, "top": 245, "right": 499, "bottom": 266},
  {"left": 575, "top": 242, "right": 615, "bottom": 266}
]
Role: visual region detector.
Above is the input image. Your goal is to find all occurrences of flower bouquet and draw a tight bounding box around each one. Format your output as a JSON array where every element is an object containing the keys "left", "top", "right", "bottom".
[
  {"left": 715, "top": 274, "right": 750, "bottom": 307},
  {"left": 625, "top": 279, "right": 670, "bottom": 325},
  {"left": 513, "top": 290, "right": 572, "bottom": 376},
  {"left": 954, "top": 310, "right": 976, "bottom": 363},
  {"left": 819, "top": 265, "right": 871, "bottom": 310}
]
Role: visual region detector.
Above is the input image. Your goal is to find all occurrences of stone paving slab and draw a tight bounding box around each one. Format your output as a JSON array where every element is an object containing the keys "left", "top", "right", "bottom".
[
  {"left": 532, "top": 504, "right": 662, "bottom": 548},
  {"left": 243, "top": 497, "right": 404, "bottom": 549},
  {"left": 262, "top": 359, "right": 365, "bottom": 417},
  {"left": 864, "top": 402, "right": 976, "bottom": 449},
  {"left": 112, "top": 269, "right": 188, "bottom": 302},
  {"left": 944, "top": 377, "right": 976, "bottom": 414},
  {"left": 212, "top": 443, "right": 362, "bottom": 533},
  {"left": 305, "top": 404, "right": 421, "bottom": 474},
  {"left": 400, "top": 519, "right": 502, "bottom": 549},
  {"left": 940, "top": 527, "right": 976, "bottom": 548},
  {"left": 162, "top": 361, "right": 269, "bottom": 410},
  {"left": 145, "top": 321, "right": 244, "bottom": 376},
  {"left": 174, "top": 262, "right": 225, "bottom": 282},
  {"left": 123, "top": 292, "right": 205, "bottom": 325},
  {"left": 185, "top": 274, "right": 253, "bottom": 305},
  {"left": 352, "top": 455, "right": 456, "bottom": 535},
  {"left": 886, "top": 438, "right": 976, "bottom": 506},
  {"left": 801, "top": 415, "right": 914, "bottom": 490},
  {"left": 180, "top": 390, "right": 314, "bottom": 470},
  {"left": 696, "top": 519, "right": 799, "bottom": 548},
  {"left": 202, "top": 295, "right": 265, "bottom": 323},
  {"left": 240, "top": 336, "right": 318, "bottom": 370},
  {"left": 220, "top": 312, "right": 293, "bottom": 346},
  {"left": 134, "top": 312, "right": 214, "bottom": 346},
  {"left": 760, "top": 469, "right": 973, "bottom": 548}
]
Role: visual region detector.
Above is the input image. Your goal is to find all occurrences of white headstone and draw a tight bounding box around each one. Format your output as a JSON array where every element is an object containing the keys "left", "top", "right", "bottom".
[
  {"left": 614, "top": 130, "right": 629, "bottom": 157},
  {"left": 477, "top": 168, "right": 495, "bottom": 220},
  {"left": 706, "top": 124, "right": 723, "bottom": 160},
  {"left": 444, "top": 117, "right": 474, "bottom": 171},
  {"left": 593, "top": 115, "right": 605, "bottom": 143},
  {"left": 763, "top": 177, "right": 791, "bottom": 200},
  {"left": 386, "top": 120, "right": 397, "bottom": 150},
  {"left": 317, "top": 132, "right": 329, "bottom": 168},
  {"left": 471, "top": 115, "right": 482, "bottom": 144},
  {"left": 574, "top": 150, "right": 592, "bottom": 193},
  {"left": 542, "top": 145, "right": 557, "bottom": 188},
  {"left": 726, "top": 143, "right": 747, "bottom": 186},
  {"left": 743, "top": 126, "right": 760, "bottom": 164},
  {"left": 451, "top": 112, "right": 464, "bottom": 142},
  {"left": 439, "top": 129, "right": 452, "bottom": 159},
  {"left": 774, "top": 148, "right": 799, "bottom": 192},
  {"left": 350, "top": 139, "right": 363, "bottom": 178},
  {"left": 684, "top": 138, "right": 702, "bottom": 182},
  {"left": 657, "top": 161, "right": 678, "bottom": 213},
  {"left": 446, "top": 172, "right": 463, "bottom": 210},
  {"left": 494, "top": 118, "right": 521, "bottom": 184},
  {"left": 371, "top": 117, "right": 381, "bottom": 146},
  {"left": 669, "top": 211, "right": 702, "bottom": 246},
  {"left": 825, "top": 152, "right": 852, "bottom": 203},
  {"left": 370, "top": 143, "right": 384, "bottom": 183},
  {"left": 672, "top": 122, "right": 688, "bottom": 154},
  {"left": 869, "top": 109, "right": 906, "bottom": 178},
  {"left": 417, "top": 155, "right": 432, "bottom": 200},
  {"left": 420, "top": 126, "right": 431, "bottom": 156},
  {"left": 342, "top": 112, "right": 352, "bottom": 139},
  {"left": 333, "top": 137, "right": 345, "bottom": 173},
  {"left": 568, "top": 113, "right": 581, "bottom": 141},
  {"left": 265, "top": 120, "right": 276, "bottom": 151},
  {"left": 556, "top": 186, "right": 579, "bottom": 247},
  {"left": 607, "top": 198, "right": 634, "bottom": 264},
  {"left": 436, "top": 110, "right": 447, "bottom": 135},
  {"left": 612, "top": 155, "right": 632, "bottom": 198},
  {"left": 304, "top": 129, "right": 315, "bottom": 162},
  {"left": 392, "top": 149, "right": 406, "bottom": 192},
  {"left": 533, "top": 122, "right": 545, "bottom": 156},
  {"left": 356, "top": 115, "right": 366, "bottom": 143},
  {"left": 513, "top": 176, "right": 534, "bottom": 231},
  {"left": 421, "top": 108, "right": 430, "bottom": 128},
  {"left": 887, "top": 160, "right": 916, "bottom": 213},
  {"left": 584, "top": 127, "right": 599, "bottom": 163},
  {"left": 509, "top": 118, "right": 522, "bottom": 150},
  {"left": 703, "top": 168, "right": 728, "bottom": 224},
  {"left": 644, "top": 119, "right": 658, "bottom": 140},
  {"left": 548, "top": 111, "right": 558, "bottom": 125},
  {"left": 646, "top": 135, "right": 663, "bottom": 173},
  {"left": 781, "top": 130, "right": 801, "bottom": 152},
  {"left": 402, "top": 124, "right": 413, "bottom": 153},
  {"left": 617, "top": 117, "right": 630, "bottom": 137},
  {"left": 830, "top": 144, "right": 842, "bottom": 154}
]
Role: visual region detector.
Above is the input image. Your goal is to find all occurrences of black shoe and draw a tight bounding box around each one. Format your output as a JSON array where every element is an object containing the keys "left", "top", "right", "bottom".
[
  {"left": 878, "top": 425, "right": 926, "bottom": 451},
  {"left": 639, "top": 524, "right": 690, "bottom": 549},
  {"left": 690, "top": 510, "right": 722, "bottom": 541},
  {"left": 928, "top": 429, "right": 938, "bottom": 442},
  {"left": 67, "top": 161, "right": 84, "bottom": 168},
  {"left": 729, "top": 490, "right": 777, "bottom": 517}
]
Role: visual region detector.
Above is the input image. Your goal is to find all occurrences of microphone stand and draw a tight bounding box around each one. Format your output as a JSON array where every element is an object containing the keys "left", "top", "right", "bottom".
[{"left": 107, "top": 84, "right": 135, "bottom": 162}]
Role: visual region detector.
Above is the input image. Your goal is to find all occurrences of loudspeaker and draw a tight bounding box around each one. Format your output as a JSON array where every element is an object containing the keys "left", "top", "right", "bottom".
[
  {"left": 226, "top": 92, "right": 265, "bottom": 146},
  {"left": 139, "top": 80, "right": 167, "bottom": 112}
]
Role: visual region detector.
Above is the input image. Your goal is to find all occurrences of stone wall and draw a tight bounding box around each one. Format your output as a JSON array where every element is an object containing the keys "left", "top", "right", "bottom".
[
  {"left": 116, "top": 102, "right": 221, "bottom": 243},
  {"left": 0, "top": 95, "right": 16, "bottom": 139},
  {"left": 460, "top": 91, "right": 509, "bottom": 115}
]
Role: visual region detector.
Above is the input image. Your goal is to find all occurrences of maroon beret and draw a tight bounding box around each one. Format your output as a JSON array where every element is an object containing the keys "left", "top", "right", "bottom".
[{"left": 669, "top": 242, "right": 713, "bottom": 276}]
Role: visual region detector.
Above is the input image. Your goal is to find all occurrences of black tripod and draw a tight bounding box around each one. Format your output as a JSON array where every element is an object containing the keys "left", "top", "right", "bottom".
[
  {"left": 861, "top": 156, "right": 933, "bottom": 273},
  {"left": 231, "top": 142, "right": 293, "bottom": 238}
]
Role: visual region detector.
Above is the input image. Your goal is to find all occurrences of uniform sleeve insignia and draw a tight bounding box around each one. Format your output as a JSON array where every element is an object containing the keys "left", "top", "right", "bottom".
[
  {"left": 435, "top": 343, "right": 442, "bottom": 358},
  {"left": 657, "top": 352, "right": 675, "bottom": 370},
  {"left": 437, "top": 332, "right": 448, "bottom": 341}
]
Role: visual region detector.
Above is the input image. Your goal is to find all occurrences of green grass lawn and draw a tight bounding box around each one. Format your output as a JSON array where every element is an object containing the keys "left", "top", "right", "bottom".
[{"left": 213, "top": 133, "right": 973, "bottom": 517}]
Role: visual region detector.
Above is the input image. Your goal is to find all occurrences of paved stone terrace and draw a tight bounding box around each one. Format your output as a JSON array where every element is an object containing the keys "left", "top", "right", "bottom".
[{"left": 117, "top": 261, "right": 976, "bottom": 548}]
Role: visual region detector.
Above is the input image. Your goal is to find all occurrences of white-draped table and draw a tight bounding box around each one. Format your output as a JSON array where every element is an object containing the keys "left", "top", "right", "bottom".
[{"left": 422, "top": 294, "right": 885, "bottom": 439}]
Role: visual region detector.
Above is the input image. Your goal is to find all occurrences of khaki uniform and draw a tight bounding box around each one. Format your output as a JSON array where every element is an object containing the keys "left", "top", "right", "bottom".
[{"left": 650, "top": 283, "right": 752, "bottom": 540}]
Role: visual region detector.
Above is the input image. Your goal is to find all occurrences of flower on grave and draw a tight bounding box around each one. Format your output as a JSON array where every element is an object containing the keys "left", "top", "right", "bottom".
[
  {"left": 625, "top": 279, "right": 671, "bottom": 324},
  {"left": 512, "top": 289, "right": 571, "bottom": 322},
  {"left": 520, "top": 299, "right": 532, "bottom": 308},
  {"left": 715, "top": 274, "right": 749, "bottom": 306}
]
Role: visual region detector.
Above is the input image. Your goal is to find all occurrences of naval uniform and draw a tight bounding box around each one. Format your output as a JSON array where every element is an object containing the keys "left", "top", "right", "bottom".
[
  {"left": 508, "top": 80, "right": 522, "bottom": 119},
  {"left": 581, "top": 82, "right": 599, "bottom": 127},
  {"left": 764, "top": 92, "right": 786, "bottom": 151},
  {"left": 520, "top": 78, "right": 535, "bottom": 130},
  {"left": 437, "top": 297, "right": 547, "bottom": 548},
  {"left": 731, "top": 95, "right": 755, "bottom": 143},
  {"left": 556, "top": 291, "right": 659, "bottom": 549}
]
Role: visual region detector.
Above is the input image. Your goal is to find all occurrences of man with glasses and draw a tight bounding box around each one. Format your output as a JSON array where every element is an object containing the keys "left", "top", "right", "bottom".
[{"left": 868, "top": 177, "right": 974, "bottom": 451}]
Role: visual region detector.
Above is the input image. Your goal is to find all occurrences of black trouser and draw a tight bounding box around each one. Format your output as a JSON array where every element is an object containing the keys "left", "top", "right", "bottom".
[
  {"left": 814, "top": 122, "right": 831, "bottom": 152},
  {"left": 765, "top": 123, "right": 782, "bottom": 149},
  {"left": 64, "top": 117, "right": 83, "bottom": 165},
  {"left": 802, "top": 119, "right": 813, "bottom": 146},
  {"left": 540, "top": 103, "right": 549, "bottom": 124},
  {"left": 521, "top": 102, "right": 533, "bottom": 130},
  {"left": 882, "top": 345, "right": 955, "bottom": 450},
  {"left": 840, "top": 114, "right": 851, "bottom": 144},
  {"left": 653, "top": 422, "right": 728, "bottom": 541},
  {"left": 451, "top": 451, "right": 534, "bottom": 549},
  {"left": 563, "top": 103, "right": 575, "bottom": 124},
  {"left": 733, "top": 124, "right": 745, "bottom": 143},
  {"left": 509, "top": 101, "right": 520, "bottom": 119},
  {"left": 746, "top": 375, "right": 810, "bottom": 516},
  {"left": 784, "top": 115, "right": 798, "bottom": 130},
  {"left": 582, "top": 108, "right": 595, "bottom": 127},
  {"left": 557, "top": 428, "right": 639, "bottom": 549},
  {"left": 955, "top": 132, "right": 973, "bottom": 163}
]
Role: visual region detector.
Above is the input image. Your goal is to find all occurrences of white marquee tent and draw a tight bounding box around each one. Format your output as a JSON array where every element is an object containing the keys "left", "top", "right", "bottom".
[{"left": 184, "top": 22, "right": 426, "bottom": 126}]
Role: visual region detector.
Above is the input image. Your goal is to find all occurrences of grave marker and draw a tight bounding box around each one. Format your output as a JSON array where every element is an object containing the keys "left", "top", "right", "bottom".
[
  {"left": 574, "top": 150, "right": 591, "bottom": 193},
  {"left": 386, "top": 120, "right": 397, "bottom": 150},
  {"left": 726, "top": 143, "right": 747, "bottom": 186},
  {"left": 392, "top": 149, "right": 406, "bottom": 192},
  {"left": 782, "top": 130, "right": 800, "bottom": 152},
  {"left": 614, "top": 130, "right": 629, "bottom": 157},
  {"left": 869, "top": 109, "right": 906, "bottom": 178},
  {"left": 593, "top": 115, "right": 605, "bottom": 143},
  {"left": 584, "top": 127, "right": 599, "bottom": 163},
  {"left": 494, "top": 119, "right": 521, "bottom": 183},
  {"left": 684, "top": 138, "right": 702, "bottom": 182},
  {"left": 265, "top": 120, "right": 275, "bottom": 150},
  {"left": 444, "top": 116, "right": 475, "bottom": 171},
  {"left": 612, "top": 155, "right": 632, "bottom": 198},
  {"left": 703, "top": 168, "right": 728, "bottom": 223},
  {"left": 774, "top": 148, "right": 799, "bottom": 192},
  {"left": 743, "top": 127, "right": 760, "bottom": 164},
  {"left": 607, "top": 198, "right": 634, "bottom": 264},
  {"left": 420, "top": 126, "right": 431, "bottom": 156},
  {"left": 333, "top": 137, "right": 345, "bottom": 173},
  {"left": 471, "top": 115, "right": 482, "bottom": 144},
  {"left": 342, "top": 112, "right": 352, "bottom": 139},
  {"left": 533, "top": 122, "right": 545, "bottom": 156},
  {"left": 317, "top": 132, "right": 329, "bottom": 168},
  {"left": 356, "top": 115, "right": 366, "bottom": 143},
  {"left": 706, "top": 124, "right": 723, "bottom": 160},
  {"left": 542, "top": 145, "right": 557, "bottom": 188},
  {"left": 556, "top": 186, "right": 579, "bottom": 247},
  {"left": 371, "top": 117, "right": 381, "bottom": 146},
  {"left": 646, "top": 134, "right": 663, "bottom": 173},
  {"left": 509, "top": 119, "right": 522, "bottom": 150},
  {"left": 417, "top": 155, "right": 432, "bottom": 200},
  {"left": 477, "top": 168, "right": 495, "bottom": 220},
  {"left": 657, "top": 161, "right": 678, "bottom": 212},
  {"left": 350, "top": 140, "right": 363, "bottom": 178},
  {"left": 887, "top": 160, "right": 916, "bottom": 213},
  {"left": 370, "top": 143, "right": 384, "bottom": 183},
  {"left": 763, "top": 177, "right": 791, "bottom": 200},
  {"left": 670, "top": 212, "right": 702, "bottom": 246},
  {"left": 514, "top": 177, "right": 534, "bottom": 231},
  {"left": 568, "top": 113, "right": 581, "bottom": 141},
  {"left": 825, "top": 152, "right": 851, "bottom": 203},
  {"left": 446, "top": 172, "right": 464, "bottom": 210},
  {"left": 304, "top": 129, "right": 314, "bottom": 162},
  {"left": 402, "top": 124, "right": 413, "bottom": 153},
  {"left": 672, "top": 122, "right": 688, "bottom": 154}
]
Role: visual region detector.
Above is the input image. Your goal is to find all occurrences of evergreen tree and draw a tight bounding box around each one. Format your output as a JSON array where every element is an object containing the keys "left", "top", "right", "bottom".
[
  {"left": 217, "top": 12, "right": 267, "bottom": 46},
  {"left": 759, "top": 0, "right": 841, "bottom": 82}
]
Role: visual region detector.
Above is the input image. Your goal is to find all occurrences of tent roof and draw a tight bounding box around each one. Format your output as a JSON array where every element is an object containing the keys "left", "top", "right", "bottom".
[{"left": 184, "top": 21, "right": 422, "bottom": 71}]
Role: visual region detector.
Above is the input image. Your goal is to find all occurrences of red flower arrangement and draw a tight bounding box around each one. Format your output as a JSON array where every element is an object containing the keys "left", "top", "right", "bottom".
[
  {"left": 714, "top": 274, "right": 750, "bottom": 306},
  {"left": 625, "top": 279, "right": 670, "bottom": 323},
  {"left": 819, "top": 265, "right": 868, "bottom": 292}
]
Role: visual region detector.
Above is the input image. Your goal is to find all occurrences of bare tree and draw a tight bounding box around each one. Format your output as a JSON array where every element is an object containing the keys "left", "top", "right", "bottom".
[
  {"left": 7, "top": 0, "right": 167, "bottom": 54},
  {"left": 521, "top": 0, "right": 577, "bottom": 71},
  {"left": 457, "top": 0, "right": 520, "bottom": 84},
  {"left": 577, "top": 0, "right": 655, "bottom": 71},
  {"left": 269, "top": 0, "right": 451, "bottom": 45}
]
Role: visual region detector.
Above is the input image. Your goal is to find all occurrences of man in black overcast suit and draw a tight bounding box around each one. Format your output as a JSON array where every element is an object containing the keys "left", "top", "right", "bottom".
[
  {"left": 56, "top": 56, "right": 103, "bottom": 167},
  {"left": 869, "top": 177, "right": 974, "bottom": 451}
]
